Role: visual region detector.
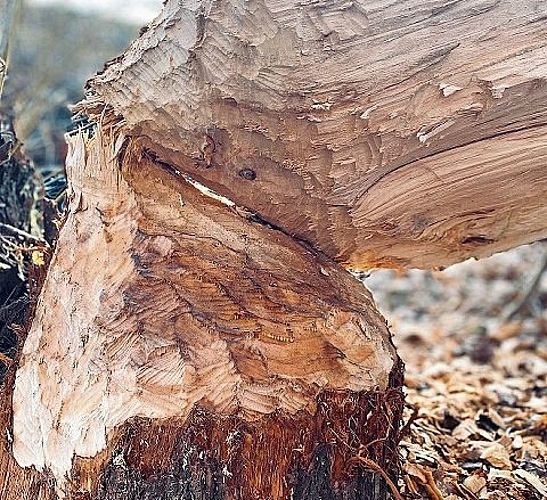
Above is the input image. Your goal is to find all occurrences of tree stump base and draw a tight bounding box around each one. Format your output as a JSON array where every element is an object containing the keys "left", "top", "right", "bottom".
[{"left": 80, "top": 372, "right": 403, "bottom": 500}]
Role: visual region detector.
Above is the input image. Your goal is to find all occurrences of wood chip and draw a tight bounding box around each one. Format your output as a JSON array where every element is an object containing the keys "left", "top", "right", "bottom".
[
  {"left": 366, "top": 243, "right": 547, "bottom": 499},
  {"left": 514, "top": 469, "right": 547, "bottom": 497},
  {"left": 480, "top": 444, "right": 513, "bottom": 470},
  {"left": 511, "top": 435, "right": 524, "bottom": 450},
  {"left": 463, "top": 473, "right": 487, "bottom": 494}
]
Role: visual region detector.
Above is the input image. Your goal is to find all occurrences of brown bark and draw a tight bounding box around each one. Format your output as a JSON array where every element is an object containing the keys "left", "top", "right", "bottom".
[{"left": 76, "top": 377, "right": 403, "bottom": 500}]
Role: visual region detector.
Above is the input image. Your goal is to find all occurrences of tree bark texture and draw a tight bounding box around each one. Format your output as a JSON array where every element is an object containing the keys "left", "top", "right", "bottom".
[{"left": 4, "top": 0, "right": 547, "bottom": 499}]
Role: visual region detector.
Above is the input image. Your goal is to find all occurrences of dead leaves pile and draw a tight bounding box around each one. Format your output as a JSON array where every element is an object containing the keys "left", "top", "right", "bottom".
[{"left": 366, "top": 243, "right": 547, "bottom": 500}]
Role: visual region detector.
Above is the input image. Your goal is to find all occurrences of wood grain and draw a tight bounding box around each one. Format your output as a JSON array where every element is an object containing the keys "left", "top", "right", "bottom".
[
  {"left": 10, "top": 1, "right": 547, "bottom": 497},
  {"left": 81, "top": 0, "right": 547, "bottom": 269},
  {"left": 11, "top": 128, "right": 397, "bottom": 495}
]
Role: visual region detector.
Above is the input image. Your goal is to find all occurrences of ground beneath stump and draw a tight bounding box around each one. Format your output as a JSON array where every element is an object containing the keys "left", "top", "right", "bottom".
[{"left": 366, "top": 243, "right": 547, "bottom": 500}]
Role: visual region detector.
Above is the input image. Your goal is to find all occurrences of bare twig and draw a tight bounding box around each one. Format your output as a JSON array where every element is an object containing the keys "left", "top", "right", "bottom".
[
  {"left": 423, "top": 469, "right": 445, "bottom": 500},
  {"left": 0, "top": 222, "right": 46, "bottom": 244},
  {"left": 347, "top": 453, "right": 404, "bottom": 500},
  {"left": 399, "top": 404, "right": 420, "bottom": 440},
  {"left": 506, "top": 254, "right": 547, "bottom": 319}
]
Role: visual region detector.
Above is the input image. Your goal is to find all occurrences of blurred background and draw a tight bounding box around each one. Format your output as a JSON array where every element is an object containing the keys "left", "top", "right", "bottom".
[{"left": 4, "top": 0, "right": 162, "bottom": 179}]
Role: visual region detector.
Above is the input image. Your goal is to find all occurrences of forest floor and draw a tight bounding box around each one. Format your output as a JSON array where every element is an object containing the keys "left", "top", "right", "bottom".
[{"left": 366, "top": 244, "right": 547, "bottom": 500}]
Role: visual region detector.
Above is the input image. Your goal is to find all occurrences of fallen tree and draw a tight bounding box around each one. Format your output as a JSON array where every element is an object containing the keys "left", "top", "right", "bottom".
[{"left": 3, "top": 0, "right": 547, "bottom": 499}]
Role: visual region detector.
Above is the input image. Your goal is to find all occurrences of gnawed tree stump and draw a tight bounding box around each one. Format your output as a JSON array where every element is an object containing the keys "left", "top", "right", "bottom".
[
  {"left": 4, "top": 0, "right": 547, "bottom": 499},
  {"left": 12, "top": 127, "right": 402, "bottom": 499}
]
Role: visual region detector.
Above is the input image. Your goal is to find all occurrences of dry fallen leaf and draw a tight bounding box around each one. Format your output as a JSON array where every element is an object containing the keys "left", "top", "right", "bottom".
[{"left": 480, "top": 443, "right": 512, "bottom": 470}]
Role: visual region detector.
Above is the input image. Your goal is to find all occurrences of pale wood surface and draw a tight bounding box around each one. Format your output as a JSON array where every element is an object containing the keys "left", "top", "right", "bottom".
[
  {"left": 12, "top": 128, "right": 395, "bottom": 494},
  {"left": 7, "top": 1, "right": 547, "bottom": 498},
  {"left": 82, "top": 0, "right": 547, "bottom": 270}
]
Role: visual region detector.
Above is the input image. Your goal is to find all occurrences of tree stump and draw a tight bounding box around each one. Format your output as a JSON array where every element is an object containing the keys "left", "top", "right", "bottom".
[{"left": 12, "top": 128, "right": 403, "bottom": 499}]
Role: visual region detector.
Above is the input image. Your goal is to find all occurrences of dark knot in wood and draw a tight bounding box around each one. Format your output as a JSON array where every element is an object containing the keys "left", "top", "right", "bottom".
[{"left": 238, "top": 168, "right": 256, "bottom": 181}]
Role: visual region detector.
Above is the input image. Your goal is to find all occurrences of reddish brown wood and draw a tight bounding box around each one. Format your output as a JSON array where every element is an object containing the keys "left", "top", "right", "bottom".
[
  {"left": 8, "top": 131, "right": 400, "bottom": 499},
  {"left": 70, "top": 360, "right": 404, "bottom": 500}
]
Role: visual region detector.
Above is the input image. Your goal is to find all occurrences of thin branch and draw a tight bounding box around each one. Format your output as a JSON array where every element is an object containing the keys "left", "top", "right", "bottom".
[
  {"left": 399, "top": 404, "right": 420, "bottom": 440},
  {"left": 423, "top": 468, "right": 445, "bottom": 500},
  {"left": 506, "top": 254, "right": 547, "bottom": 319},
  {"left": 347, "top": 454, "right": 404, "bottom": 500},
  {"left": 0, "top": 222, "right": 46, "bottom": 244}
]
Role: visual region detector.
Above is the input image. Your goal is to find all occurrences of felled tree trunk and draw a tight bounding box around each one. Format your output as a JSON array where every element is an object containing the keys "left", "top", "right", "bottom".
[{"left": 4, "top": 0, "right": 547, "bottom": 499}]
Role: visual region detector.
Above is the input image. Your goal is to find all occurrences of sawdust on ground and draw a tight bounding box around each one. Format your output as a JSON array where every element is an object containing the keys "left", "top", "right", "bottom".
[{"left": 366, "top": 242, "right": 547, "bottom": 500}]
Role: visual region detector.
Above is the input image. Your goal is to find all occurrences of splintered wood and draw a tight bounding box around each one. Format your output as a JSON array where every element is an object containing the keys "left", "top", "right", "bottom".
[
  {"left": 80, "top": 0, "right": 547, "bottom": 270},
  {"left": 11, "top": 128, "right": 396, "bottom": 492},
  {"left": 7, "top": 0, "right": 547, "bottom": 498}
]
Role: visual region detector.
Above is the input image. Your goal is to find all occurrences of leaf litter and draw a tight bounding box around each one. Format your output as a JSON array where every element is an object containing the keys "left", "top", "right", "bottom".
[{"left": 366, "top": 242, "right": 547, "bottom": 500}]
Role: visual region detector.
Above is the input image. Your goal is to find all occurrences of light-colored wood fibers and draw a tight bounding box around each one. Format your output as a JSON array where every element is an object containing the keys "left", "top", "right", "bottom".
[
  {"left": 82, "top": 0, "right": 547, "bottom": 270},
  {"left": 12, "top": 128, "right": 394, "bottom": 491},
  {"left": 8, "top": 0, "right": 547, "bottom": 496}
]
